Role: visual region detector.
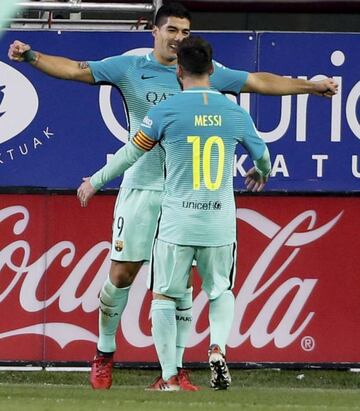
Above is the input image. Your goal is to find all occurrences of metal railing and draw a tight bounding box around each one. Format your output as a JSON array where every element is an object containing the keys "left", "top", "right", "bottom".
[
  {"left": 6, "top": 0, "right": 163, "bottom": 30},
  {"left": 18, "top": 1, "right": 157, "bottom": 13}
]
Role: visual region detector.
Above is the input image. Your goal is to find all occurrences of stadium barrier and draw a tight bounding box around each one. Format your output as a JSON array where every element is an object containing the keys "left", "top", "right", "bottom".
[{"left": 0, "top": 189, "right": 359, "bottom": 368}]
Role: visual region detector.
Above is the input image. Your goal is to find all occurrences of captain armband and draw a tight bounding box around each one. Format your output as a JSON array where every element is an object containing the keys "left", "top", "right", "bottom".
[{"left": 132, "top": 130, "right": 157, "bottom": 151}]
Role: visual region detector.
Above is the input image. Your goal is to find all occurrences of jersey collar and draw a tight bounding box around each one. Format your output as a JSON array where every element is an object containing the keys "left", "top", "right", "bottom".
[
  {"left": 183, "top": 87, "right": 221, "bottom": 94},
  {"left": 146, "top": 52, "right": 177, "bottom": 71}
]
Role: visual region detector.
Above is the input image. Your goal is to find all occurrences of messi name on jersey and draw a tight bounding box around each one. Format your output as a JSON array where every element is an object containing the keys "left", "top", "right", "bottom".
[{"left": 194, "top": 114, "right": 222, "bottom": 127}]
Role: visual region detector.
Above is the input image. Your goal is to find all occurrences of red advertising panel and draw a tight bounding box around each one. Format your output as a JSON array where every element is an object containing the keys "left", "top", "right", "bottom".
[
  {"left": 0, "top": 193, "right": 359, "bottom": 364},
  {"left": 0, "top": 197, "right": 47, "bottom": 361}
]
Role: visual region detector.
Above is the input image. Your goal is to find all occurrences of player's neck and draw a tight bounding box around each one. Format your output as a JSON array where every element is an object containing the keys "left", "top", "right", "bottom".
[
  {"left": 152, "top": 50, "right": 177, "bottom": 66},
  {"left": 181, "top": 75, "right": 210, "bottom": 90}
]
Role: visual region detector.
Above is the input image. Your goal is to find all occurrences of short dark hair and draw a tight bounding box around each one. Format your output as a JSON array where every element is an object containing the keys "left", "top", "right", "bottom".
[
  {"left": 154, "top": 2, "right": 191, "bottom": 27},
  {"left": 177, "top": 36, "right": 213, "bottom": 75}
]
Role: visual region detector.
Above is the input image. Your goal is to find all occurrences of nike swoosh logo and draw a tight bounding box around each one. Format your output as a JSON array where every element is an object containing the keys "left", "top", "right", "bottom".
[{"left": 141, "top": 75, "right": 157, "bottom": 80}]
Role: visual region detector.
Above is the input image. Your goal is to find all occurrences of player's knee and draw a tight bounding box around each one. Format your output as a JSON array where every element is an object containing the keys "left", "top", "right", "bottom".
[
  {"left": 207, "top": 288, "right": 233, "bottom": 302},
  {"left": 164, "top": 284, "right": 188, "bottom": 299},
  {"left": 110, "top": 261, "right": 142, "bottom": 287}
]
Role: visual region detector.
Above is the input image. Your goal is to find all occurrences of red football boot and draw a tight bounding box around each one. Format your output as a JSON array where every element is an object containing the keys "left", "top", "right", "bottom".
[{"left": 90, "top": 354, "right": 113, "bottom": 389}]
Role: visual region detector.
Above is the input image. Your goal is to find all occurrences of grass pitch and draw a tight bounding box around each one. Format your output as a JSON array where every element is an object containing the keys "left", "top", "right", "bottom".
[{"left": 0, "top": 369, "right": 359, "bottom": 411}]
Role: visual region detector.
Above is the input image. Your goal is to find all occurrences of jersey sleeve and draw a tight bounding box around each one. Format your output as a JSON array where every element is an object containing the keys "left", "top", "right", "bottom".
[
  {"left": 90, "top": 104, "right": 164, "bottom": 190},
  {"left": 130, "top": 103, "right": 165, "bottom": 151},
  {"left": 240, "top": 112, "right": 271, "bottom": 176},
  {"left": 90, "top": 142, "right": 145, "bottom": 190},
  {"left": 87, "top": 55, "right": 134, "bottom": 84},
  {"left": 137, "top": 104, "right": 167, "bottom": 143},
  {"left": 210, "top": 60, "right": 249, "bottom": 95}
]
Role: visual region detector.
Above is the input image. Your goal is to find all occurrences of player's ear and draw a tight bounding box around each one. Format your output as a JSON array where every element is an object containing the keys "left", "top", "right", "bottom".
[
  {"left": 209, "top": 63, "right": 214, "bottom": 76},
  {"left": 152, "top": 25, "right": 158, "bottom": 39},
  {"left": 176, "top": 65, "right": 183, "bottom": 79}
]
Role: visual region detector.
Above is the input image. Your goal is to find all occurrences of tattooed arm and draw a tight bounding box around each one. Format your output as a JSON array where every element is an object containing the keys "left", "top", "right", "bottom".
[{"left": 8, "top": 40, "right": 94, "bottom": 84}]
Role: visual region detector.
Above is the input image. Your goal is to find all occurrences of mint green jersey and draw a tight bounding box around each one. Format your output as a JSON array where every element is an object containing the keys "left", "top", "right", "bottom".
[
  {"left": 138, "top": 87, "right": 269, "bottom": 247},
  {"left": 88, "top": 53, "right": 248, "bottom": 191}
]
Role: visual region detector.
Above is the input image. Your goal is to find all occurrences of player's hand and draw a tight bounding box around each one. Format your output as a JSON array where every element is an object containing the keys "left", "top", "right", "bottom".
[
  {"left": 245, "top": 167, "right": 268, "bottom": 192},
  {"left": 312, "top": 78, "right": 338, "bottom": 98},
  {"left": 8, "top": 40, "right": 31, "bottom": 62},
  {"left": 77, "top": 177, "right": 97, "bottom": 207}
]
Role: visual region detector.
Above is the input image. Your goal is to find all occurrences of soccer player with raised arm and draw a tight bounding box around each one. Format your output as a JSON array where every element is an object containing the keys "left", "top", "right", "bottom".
[
  {"left": 8, "top": 2, "right": 337, "bottom": 391},
  {"left": 77, "top": 35, "right": 271, "bottom": 390}
]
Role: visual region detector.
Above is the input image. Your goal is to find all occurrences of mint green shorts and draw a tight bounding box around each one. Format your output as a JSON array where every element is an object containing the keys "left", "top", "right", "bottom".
[
  {"left": 111, "top": 188, "right": 163, "bottom": 262},
  {"left": 148, "top": 239, "right": 237, "bottom": 300}
]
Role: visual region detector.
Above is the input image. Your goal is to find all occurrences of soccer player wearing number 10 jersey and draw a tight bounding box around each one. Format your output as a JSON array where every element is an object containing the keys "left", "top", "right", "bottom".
[{"left": 79, "top": 35, "right": 271, "bottom": 390}]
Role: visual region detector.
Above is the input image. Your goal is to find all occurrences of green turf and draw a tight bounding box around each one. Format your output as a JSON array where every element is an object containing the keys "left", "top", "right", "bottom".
[{"left": 0, "top": 369, "right": 359, "bottom": 411}]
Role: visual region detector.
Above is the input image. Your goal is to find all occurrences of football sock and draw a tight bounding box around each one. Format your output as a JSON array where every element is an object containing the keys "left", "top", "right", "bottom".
[
  {"left": 175, "top": 287, "right": 193, "bottom": 368},
  {"left": 209, "top": 290, "right": 235, "bottom": 354},
  {"left": 151, "top": 299, "right": 177, "bottom": 381},
  {"left": 97, "top": 276, "right": 130, "bottom": 354}
]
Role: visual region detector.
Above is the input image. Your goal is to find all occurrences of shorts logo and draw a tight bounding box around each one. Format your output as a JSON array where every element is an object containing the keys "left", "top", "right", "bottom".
[
  {"left": 114, "top": 240, "right": 124, "bottom": 252},
  {"left": 0, "top": 62, "right": 39, "bottom": 144}
]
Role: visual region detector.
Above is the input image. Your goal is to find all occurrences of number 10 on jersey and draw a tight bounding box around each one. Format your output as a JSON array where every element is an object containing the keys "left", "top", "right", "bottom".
[{"left": 187, "top": 136, "right": 225, "bottom": 191}]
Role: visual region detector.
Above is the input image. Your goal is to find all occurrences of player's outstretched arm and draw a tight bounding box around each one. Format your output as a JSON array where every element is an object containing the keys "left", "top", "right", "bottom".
[
  {"left": 242, "top": 72, "right": 338, "bottom": 98},
  {"left": 77, "top": 139, "right": 148, "bottom": 207},
  {"left": 8, "top": 40, "right": 94, "bottom": 83}
]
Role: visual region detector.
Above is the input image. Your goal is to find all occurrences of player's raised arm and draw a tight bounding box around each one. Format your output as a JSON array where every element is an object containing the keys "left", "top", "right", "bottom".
[
  {"left": 242, "top": 72, "right": 338, "bottom": 97},
  {"left": 8, "top": 40, "right": 94, "bottom": 83},
  {"left": 211, "top": 62, "right": 338, "bottom": 99}
]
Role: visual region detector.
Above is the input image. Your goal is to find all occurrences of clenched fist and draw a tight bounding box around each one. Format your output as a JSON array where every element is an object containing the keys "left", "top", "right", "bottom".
[{"left": 8, "top": 40, "right": 31, "bottom": 62}]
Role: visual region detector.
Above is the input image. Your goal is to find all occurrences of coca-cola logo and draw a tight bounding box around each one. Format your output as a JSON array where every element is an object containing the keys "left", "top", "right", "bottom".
[{"left": 0, "top": 204, "right": 342, "bottom": 350}]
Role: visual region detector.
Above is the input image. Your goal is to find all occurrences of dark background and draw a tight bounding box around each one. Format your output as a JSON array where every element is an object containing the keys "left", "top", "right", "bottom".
[{"left": 80, "top": 0, "right": 360, "bottom": 31}]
